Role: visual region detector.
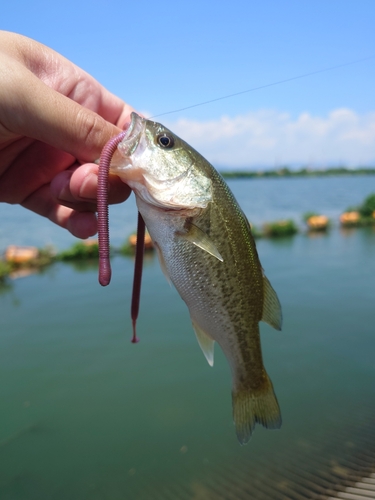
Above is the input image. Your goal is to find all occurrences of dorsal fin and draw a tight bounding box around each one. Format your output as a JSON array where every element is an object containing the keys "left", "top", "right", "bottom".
[{"left": 261, "top": 275, "right": 282, "bottom": 331}]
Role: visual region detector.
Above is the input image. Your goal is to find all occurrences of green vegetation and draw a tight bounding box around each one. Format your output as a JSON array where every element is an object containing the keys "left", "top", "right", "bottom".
[
  {"left": 359, "top": 193, "right": 375, "bottom": 218},
  {"left": 221, "top": 166, "right": 375, "bottom": 179},
  {"left": 263, "top": 220, "right": 298, "bottom": 238},
  {"left": 34, "top": 247, "right": 56, "bottom": 266},
  {"left": 57, "top": 241, "right": 99, "bottom": 260},
  {"left": 303, "top": 211, "right": 319, "bottom": 222},
  {"left": 0, "top": 246, "right": 55, "bottom": 281},
  {"left": 341, "top": 193, "right": 375, "bottom": 227},
  {"left": 0, "top": 260, "right": 12, "bottom": 281},
  {"left": 248, "top": 223, "right": 263, "bottom": 239},
  {"left": 119, "top": 241, "right": 134, "bottom": 256}
]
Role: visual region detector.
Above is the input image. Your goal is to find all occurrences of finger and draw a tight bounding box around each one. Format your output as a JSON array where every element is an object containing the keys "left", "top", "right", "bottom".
[
  {"left": 60, "top": 208, "right": 98, "bottom": 239},
  {"left": 0, "top": 31, "right": 135, "bottom": 130},
  {"left": 69, "top": 164, "right": 132, "bottom": 204},
  {"left": 50, "top": 164, "right": 132, "bottom": 206},
  {"left": 0, "top": 140, "right": 75, "bottom": 204},
  {"left": 0, "top": 56, "right": 132, "bottom": 163},
  {"left": 21, "top": 184, "right": 98, "bottom": 239}
]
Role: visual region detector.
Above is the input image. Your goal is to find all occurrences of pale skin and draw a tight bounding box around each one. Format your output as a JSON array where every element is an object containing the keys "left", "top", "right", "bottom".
[{"left": 0, "top": 30, "right": 134, "bottom": 239}]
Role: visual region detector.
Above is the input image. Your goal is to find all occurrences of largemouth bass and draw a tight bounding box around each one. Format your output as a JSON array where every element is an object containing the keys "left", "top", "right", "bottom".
[{"left": 109, "top": 112, "right": 282, "bottom": 444}]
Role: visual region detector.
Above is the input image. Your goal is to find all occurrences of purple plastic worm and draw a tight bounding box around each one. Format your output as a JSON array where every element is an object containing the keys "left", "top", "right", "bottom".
[
  {"left": 130, "top": 212, "right": 146, "bottom": 343},
  {"left": 97, "top": 129, "right": 127, "bottom": 286},
  {"left": 97, "top": 126, "right": 146, "bottom": 342}
]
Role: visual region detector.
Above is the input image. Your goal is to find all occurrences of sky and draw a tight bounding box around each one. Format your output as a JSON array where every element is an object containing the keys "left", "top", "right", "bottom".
[{"left": 1, "top": 0, "right": 374, "bottom": 169}]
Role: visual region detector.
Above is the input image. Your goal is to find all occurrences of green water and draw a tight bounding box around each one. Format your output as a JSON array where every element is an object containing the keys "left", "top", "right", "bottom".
[{"left": 1, "top": 227, "right": 375, "bottom": 499}]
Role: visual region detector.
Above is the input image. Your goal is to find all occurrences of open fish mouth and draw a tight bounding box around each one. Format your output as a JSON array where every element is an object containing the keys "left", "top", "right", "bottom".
[{"left": 118, "top": 112, "right": 146, "bottom": 158}]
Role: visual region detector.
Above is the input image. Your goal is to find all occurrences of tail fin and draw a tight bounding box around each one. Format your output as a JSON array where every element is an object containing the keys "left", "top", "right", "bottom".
[{"left": 232, "top": 373, "right": 281, "bottom": 445}]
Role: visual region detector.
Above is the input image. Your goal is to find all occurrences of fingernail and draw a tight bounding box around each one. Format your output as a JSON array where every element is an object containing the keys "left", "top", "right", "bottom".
[
  {"left": 50, "top": 172, "right": 73, "bottom": 203},
  {"left": 58, "top": 187, "right": 72, "bottom": 202}
]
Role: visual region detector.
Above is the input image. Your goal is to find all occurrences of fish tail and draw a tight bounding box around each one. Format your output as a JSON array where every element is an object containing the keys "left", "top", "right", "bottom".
[{"left": 232, "top": 372, "right": 281, "bottom": 445}]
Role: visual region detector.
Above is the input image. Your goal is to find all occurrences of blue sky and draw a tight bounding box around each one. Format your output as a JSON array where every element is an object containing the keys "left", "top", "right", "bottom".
[{"left": 2, "top": 0, "right": 374, "bottom": 168}]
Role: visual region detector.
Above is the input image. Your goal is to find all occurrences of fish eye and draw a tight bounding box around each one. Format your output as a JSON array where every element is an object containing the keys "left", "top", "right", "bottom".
[{"left": 157, "top": 134, "right": 174, "bottom": 148}]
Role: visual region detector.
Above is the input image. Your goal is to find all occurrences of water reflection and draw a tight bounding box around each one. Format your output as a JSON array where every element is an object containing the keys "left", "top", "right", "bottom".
[
  {"left": 305, "top": 229, "right": 330, "bottom": 239},
  {"left": 1, "top": 220, "right": 375, "bottom": 498}
]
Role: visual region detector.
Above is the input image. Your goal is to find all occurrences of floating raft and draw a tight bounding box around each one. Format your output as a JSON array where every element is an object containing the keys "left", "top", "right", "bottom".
[
  {"left": 306, "top": 215, "right": 330, "bottom": 231},
  {"left": 340, "top": 212, "right": 361, "bottom": 226},
  {"left": 129, "top": 231, "right": 154, "bottom": 250},
  {"left": 5, "top": 245, "right": 39, "bottom": 264}
]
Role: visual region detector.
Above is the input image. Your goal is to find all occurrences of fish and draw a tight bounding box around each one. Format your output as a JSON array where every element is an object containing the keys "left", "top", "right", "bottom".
[{"left": 107, "top": 112, "right": 282, "bottom": 444}]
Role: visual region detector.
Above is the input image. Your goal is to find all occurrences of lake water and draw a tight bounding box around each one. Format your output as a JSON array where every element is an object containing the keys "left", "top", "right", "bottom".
[
  {"left": 1, "top": 175, "right": 375, "bottom": 251},
  {"left": 1, "top": 176, "right": 375, "bottom": 499}
]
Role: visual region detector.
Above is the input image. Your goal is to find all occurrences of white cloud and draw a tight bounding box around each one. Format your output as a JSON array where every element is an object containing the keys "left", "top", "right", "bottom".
[{"left": 163, "top": 108, "right": 375, "bottom": 168}]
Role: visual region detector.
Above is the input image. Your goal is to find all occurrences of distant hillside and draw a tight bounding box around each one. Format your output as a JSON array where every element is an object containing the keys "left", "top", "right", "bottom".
[{"left": 220, "top": 166, "right": 375, "bottom": 179}]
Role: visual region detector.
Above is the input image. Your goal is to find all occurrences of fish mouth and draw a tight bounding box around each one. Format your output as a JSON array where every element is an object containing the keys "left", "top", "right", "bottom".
[{"left": 118, "top": 112, "right": 146, "bottom": 158}]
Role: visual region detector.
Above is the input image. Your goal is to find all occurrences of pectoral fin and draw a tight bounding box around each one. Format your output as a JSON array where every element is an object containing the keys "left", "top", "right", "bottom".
[
  {"left": 261, "top": 275, "right": 282, "bottom": 331},
  {"left": 191, "top": 318, "right": 215, "bottom": 367},
  {"left": 176, "top": 222, "right": 223, "bottom": 262}
]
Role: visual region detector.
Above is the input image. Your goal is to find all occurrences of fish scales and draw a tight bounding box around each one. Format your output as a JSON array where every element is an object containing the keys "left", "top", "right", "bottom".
[
  {"left": 137, "top": 167, "right": 265, "bottom": 382},
  {"left": 110, "top": 112, "right": 283, "bottom": 444}
]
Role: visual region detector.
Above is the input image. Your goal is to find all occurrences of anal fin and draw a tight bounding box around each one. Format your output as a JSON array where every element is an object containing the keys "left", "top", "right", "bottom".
[
  {"left": 191, "top": 318, "right": 215, "bottom": 367},
  {"left": 261, "top": 275, "right": 282, "bottom": 331}
]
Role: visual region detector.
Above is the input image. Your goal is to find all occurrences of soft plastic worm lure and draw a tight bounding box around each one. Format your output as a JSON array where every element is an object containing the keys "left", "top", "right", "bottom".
[{"left": 97, "top": 127, "right": 144, "bottom": 343}]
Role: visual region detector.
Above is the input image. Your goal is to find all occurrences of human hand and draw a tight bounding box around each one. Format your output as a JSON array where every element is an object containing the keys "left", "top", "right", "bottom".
[{"left": 0, "top": 30, "right": 133, "bottom": 238}]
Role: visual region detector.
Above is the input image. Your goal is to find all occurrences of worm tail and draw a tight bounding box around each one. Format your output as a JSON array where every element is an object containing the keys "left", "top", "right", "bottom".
[{"left": 130, "top": 212, "right": 146, "bottom": 343}]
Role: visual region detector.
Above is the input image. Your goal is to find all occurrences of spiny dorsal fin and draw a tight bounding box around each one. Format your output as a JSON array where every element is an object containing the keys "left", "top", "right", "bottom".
[
  {"left": 261, "top": 275, "right": 282, "bottom": 331},
  {"left": 176, "top": 222, "right": 223, "bottom": 262},
  {"left": 191, "top": 318, "right": 215, "bottom": 366}
]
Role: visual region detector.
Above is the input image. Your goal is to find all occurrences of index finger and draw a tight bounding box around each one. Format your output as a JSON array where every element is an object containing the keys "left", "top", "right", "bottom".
[{"left": 0, "top": 61, "right": 129, "bottom": 161}]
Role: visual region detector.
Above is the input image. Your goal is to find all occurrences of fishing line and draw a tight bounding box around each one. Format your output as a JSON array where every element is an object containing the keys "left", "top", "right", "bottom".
[{"left": 150, "top": 54, "right": 375, "bottom": 119}]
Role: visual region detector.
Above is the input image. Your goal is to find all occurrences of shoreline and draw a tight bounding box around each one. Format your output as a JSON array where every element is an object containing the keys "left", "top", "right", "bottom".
[{"left": 220, "top": 166, "right": 375, "bottom": 179}]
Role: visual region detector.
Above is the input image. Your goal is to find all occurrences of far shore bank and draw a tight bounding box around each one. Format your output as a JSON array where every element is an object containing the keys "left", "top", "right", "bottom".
[{"left": 220, "top": 166, "right": 375, "bottom": 179}]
